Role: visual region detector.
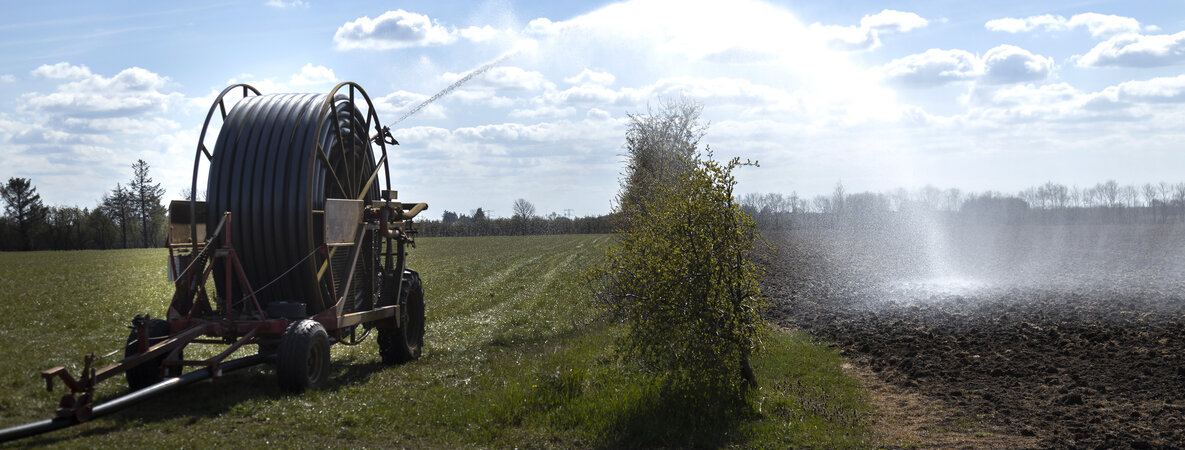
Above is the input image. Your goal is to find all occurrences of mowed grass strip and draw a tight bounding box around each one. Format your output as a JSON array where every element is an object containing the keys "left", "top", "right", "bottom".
[{"left": 0, "top": 235, "right": 871, "bottom": 448}]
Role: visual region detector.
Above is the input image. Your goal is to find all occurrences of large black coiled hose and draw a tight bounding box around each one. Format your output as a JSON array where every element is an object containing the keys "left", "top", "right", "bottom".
[{"left": 206, "top": 93, "right": 379, "bottom": 314}]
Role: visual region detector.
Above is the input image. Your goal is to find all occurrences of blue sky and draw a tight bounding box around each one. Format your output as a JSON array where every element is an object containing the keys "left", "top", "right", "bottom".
[{"left": 2, "top": 1, "right": 1185, "bottom": 217}]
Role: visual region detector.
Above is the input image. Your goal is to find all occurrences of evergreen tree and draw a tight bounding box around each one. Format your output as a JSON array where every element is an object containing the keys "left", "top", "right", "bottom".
[
  {"left": 0, "top": 177, "right": 49, "bottom": 250},
  {"left": 129, "top": 159, "right": 166, "bottom": 247}
]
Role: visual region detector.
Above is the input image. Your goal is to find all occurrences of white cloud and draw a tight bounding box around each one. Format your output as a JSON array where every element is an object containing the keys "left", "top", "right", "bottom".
[
  {"left": 861, "top": 9, "right": 929, "bottom": 33},
  {"left": 509, "top": 105, "right": 576, "bottom": 119},
  {"left": 644, "top": 77, "right": 795, "bottom": 108},
  {"left": 443, "top": 66, "right": 552, "bottom": 92},
  {"left": 373, "top": 90, "right": 446, "bottom": 120},
  {"left": 334, "top": 10, "right": 456, "bottom": 50},
  {"left": 878, "top": 48, "right": 980, "bottom": 87},
  {"left": 1112, "top": 74, "right": 1185, "bottom": 103},
  {"left": 542, "top": 83, "right": 621, "bottom": 106},
  {"left": 289, "top": 63, "right": 338, "bottom": 86},
  {"left": 265, "top": 0, "right": 308, "bottom": 8},
  {"left": 982, "top": 44, "right": 1054, "bottom": 84},
  {"left": 513, "top": 0, "right": 899, "bottom": 125},
  {"left": 523, "top": 17, "right": 563, "bottom": 37},
  {"left": 1070, "top": 13, "right": 1146, "bottom": 37},
  {"left": 586, "top": 108, "right": 612, "bottom": 121},
  {"left": 958, "top": 73, "right": 1185, "bottom": 125},
  {"left": 530, "top": 74, "right": 820, "bottom": 121},
  {"left": 31, "top": 62, "right": 93, "bottom": 80},
  {"left": 460, "top": 25, "right": 500, "bottom": 42},
  {"left": 811, "top": 9, "right": 928, "bottom": 51},
  {"left": 983, "top": 17, "right": 1031, "bottom": 34},
  {"left": 877, "top": 45, "right": 1051, "bottom": 87},
  {"left": 1077, "top": 30, "right": 1185, "bottom": 67},
  {"left": 24, "top": 65, "right": 179, "bottom": 117},
  {"left": 224, "top": 74, "right": 288, "bottom": 96},
  {"left": 0, "top": 74, "right": 14, "bottom": 83},
  {"left": 986, "top": 82, "right": 1079, "bottom": 107},
  {"left": 985, "top": 13, "right": 1144, "bottom": 38},
  {"left": 564, "top": 68, "right": 615, "bottom": 86},
  {"left": 2, "top": 64, "right": 190, "bottom": 206}
]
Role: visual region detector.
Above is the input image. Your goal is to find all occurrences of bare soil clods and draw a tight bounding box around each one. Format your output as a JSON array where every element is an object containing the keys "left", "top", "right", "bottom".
[{"left": 763, "top": 223, "right": 1185, "bottom": 448}]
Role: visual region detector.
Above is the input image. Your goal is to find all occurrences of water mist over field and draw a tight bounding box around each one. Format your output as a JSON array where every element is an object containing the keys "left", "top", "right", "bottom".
[
  {"left": 770, "top": 214, "right": 1185, "bottom": 310},
  {"left": 764, "top": 214, "right": 1185, "bottom": 447}
]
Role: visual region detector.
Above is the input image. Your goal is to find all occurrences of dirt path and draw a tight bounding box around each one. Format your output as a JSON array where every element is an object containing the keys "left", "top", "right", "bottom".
[{"left": 845, "top": 358, "right": 1039, "bottom": 449}]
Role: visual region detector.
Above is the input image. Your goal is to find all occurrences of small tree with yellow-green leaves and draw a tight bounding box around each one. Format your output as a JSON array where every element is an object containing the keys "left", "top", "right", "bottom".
[{"left": 594, "top": 144, "right": 766, "bottom": 405}]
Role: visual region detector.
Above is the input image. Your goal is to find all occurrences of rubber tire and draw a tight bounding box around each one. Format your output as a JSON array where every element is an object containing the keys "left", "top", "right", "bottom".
[
  {"left": 125, "top": 318, "right": 182, "bottom": 390},
  {"left": 378, "top": 270, "right": 425, "bottom": 365},
  {"left": 276, "top": 319, "right": 330, "bottom": 393}
]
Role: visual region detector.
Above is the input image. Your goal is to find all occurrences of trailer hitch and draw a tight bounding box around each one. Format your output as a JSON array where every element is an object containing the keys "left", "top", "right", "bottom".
[
  {"left": 41, "top": 353, "right": 97, "bottom": 422},
  {"left": 38, "top": 314, "right": 153, "bottom": 422}
]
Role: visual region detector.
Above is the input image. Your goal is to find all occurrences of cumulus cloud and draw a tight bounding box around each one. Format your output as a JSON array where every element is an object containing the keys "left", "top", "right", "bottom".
[
  {"left": 1111, "top": 74, "right": 1185, "bottom": 103},
  {"left": 982, "top": 45, "right": 1054, "bottom": 84},
  {"left": 812, "top": 9, "right": 929, "bottom": 51},
  {"left": 334, "top": 10, "right": 456, "bottom": 50},
  {"left": 530, "top": 75, "right": 809, "bottom": 120},
  {"left": 987, "top": 82, "right": 1078, "bottom": 107},
  {"left": 289, "top": 63, "right": 338, "bottom": 86},
  {"left": 508, "top": 0, "right": 899, "bottom": 124},
  {"left": 878, "top": 48, "right": 980, "bottom": 87},
  {"left": 444, "top": 66, "right": 552, "bottom": 92},
  {"left": 564, "top": 68, "right": 615, "bottom": 86},
  {"left": 962, "top": 73, "right": 1185, "bottom": 124},
  {"left": 644, "top": 77, "right": 796, "bottom": 108},
  {"left": 861, "top": 9, "right": 930, "bottom": 33},
  {"left": 586, "top": 108, "right": 612, "bottom": 120},
  {"left": 509, "top": 105, "right": 576, "bottom": 119},
  {"left": 31, "top": 62, "right": 93, "bottom": 80},
  {"left": 523, "top": 17, "right": 564, "bottom": 37},
  {"left": 985, "top": 13, "right": 1145, "bottom": 38},
  {"left": 24, "top": 63, "right": 179, "bottom": 117},
  {"left": 1077, "top": 30, "right": 1185, "bottom": 67},
  {"left": 877, "top": 45, "right": 1051, "bottom": 87},
  {"left": 3, "top": 63, "right": 190, "bottom": 205},
  {"left": 373, "top": 90, "right": 446, "bottom": 120},
  {"left": 459, "top": 25, "right": 500, "bottom": 42}
]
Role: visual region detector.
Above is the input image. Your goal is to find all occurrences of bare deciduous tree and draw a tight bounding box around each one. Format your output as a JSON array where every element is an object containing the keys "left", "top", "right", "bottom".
[
  {"left": 102, "top": 184, "right": 135, "bottom": 248},
  {"left": 512, "top": 198, "right": 536, "bottom": 219},
  {"left": 619, "top": 98, "right": 705, "bottom": 222}
]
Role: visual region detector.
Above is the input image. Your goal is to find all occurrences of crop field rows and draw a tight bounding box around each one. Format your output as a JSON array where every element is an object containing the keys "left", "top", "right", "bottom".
[
  {"left": 0, "top": 235, "right": 609, "bottom": 447},
  {"left": 1, "top": 234, "right": 872, "bottom": 448}
]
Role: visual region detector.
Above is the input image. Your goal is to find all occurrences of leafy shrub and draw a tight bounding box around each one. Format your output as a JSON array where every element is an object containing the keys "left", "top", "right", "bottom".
[{"left": 593, "top": 148, "right": 767, "bottom": 405}]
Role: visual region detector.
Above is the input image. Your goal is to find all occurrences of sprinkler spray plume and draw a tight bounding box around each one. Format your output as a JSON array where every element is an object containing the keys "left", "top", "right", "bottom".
[{"left": 392, "top": 40, "right": 538, "bottom": 125}]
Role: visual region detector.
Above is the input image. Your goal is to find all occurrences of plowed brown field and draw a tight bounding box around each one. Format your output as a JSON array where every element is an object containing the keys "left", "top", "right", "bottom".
[{"left": 764, "top": 223, "right": 1185, "bottom": 448}]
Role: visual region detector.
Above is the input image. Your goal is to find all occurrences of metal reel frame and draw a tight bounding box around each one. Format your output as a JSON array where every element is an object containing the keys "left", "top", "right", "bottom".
[
  {"left": 188, "top": 83, "right": 262, "bottom": 256},
  {"left": 182, "top": 82, "right": 400, "bottom": 327}
]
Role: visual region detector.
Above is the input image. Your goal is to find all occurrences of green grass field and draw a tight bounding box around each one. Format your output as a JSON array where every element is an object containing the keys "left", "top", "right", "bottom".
[{"left": 0, "top": 235, "right": 871, "bottom": 448}]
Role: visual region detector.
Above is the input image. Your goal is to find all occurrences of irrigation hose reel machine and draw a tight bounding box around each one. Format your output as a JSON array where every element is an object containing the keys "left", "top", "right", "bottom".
[{"left": 0, "top": 82, "right": 429, "bottom": 442}]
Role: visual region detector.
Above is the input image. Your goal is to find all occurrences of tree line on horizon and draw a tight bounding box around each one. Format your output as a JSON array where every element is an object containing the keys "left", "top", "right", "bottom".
[
  {"left": 0, "top": 159, "right": 167, "bottom": 251},
  {"left": 0, "top": 168, "right": 613, "bottom": 251},
  {"left": 416, "top": 200, "right": 614, "bottom": 237},
  {"left": 14, "top": 166, "right": 1172, "bottom": 251},
  {"left": 741, "top": 180, "right": 1185, "bottom": 229}
]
